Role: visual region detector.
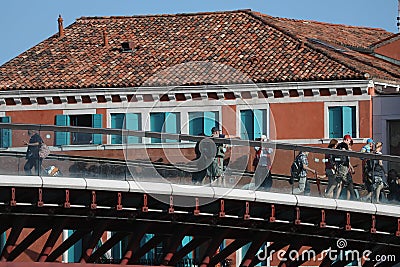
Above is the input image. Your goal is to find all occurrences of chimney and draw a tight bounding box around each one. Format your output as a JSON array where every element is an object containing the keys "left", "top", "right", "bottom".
[
  {"left": 102, "top": 29, "right": 109, "bottom": 47},
  {"left": 58, "top": 15, "right": 64, "bottom": 38}
]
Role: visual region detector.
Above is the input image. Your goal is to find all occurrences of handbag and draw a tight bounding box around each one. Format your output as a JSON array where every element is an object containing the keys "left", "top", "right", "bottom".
[{"left": 39, "top": 143, "right": 50, "bottom": 159}]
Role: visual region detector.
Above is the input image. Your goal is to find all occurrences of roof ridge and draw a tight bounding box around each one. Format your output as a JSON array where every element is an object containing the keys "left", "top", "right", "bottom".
[{"left": 76, "top": 9, "right": 252, "bottom": 21}]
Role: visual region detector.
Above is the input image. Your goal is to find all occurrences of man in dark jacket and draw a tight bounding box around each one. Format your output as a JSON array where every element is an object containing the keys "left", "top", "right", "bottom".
[{"left": 24, "top": 130, "right": 43, "bottom": 175}]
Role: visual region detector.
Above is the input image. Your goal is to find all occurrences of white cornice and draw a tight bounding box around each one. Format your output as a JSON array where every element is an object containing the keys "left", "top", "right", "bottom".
[
  {"left": 0, "top": 80, "right": 371, "bottom": 97},
  {"left": 0, "top": 80, "right": 372, "bottom": 111}
]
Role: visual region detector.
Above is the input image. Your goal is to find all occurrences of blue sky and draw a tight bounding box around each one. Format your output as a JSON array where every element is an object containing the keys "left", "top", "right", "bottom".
[{"left": 0, "top": 0, "right": 398, "bottom": 65}]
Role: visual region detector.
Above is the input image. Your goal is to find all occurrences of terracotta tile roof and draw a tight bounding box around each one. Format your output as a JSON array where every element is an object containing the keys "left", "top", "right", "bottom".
[
  {"left": 0, "top": 9, "right": 399, "bottom": 90},
  {"left": 256, "top": 12, "right": 393, "bottom": 50}
]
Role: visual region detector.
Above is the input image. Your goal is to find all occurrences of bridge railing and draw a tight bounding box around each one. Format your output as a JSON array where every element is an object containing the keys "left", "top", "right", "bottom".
[{"left": 0, "top": 123, "right": 399, "bottom": 206}]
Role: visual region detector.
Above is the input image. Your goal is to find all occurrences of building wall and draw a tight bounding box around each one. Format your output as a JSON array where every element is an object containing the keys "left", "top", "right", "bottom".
[
  {"left": 7, "top": 109, "right": 63, "bottom": 147},
  {"left": 373, "top": 95, "right": 400, "bottom": 170},
  {"left": 359, "top": 100, "right": 373, "bottom": 138},
  {"left": 0, "top": 84, "right": 373, "bottom": 184},
  {"left": 270, "top": 102, "right": 324, "bottom": 139}
]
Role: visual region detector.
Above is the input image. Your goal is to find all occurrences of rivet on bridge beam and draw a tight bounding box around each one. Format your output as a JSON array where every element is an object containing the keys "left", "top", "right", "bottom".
[
  {"left": 169, "top": 196, "right": 174, "bottom": 214},
  {"left": 295, "top": 207, "right": 301, "bottom": 225},
  {"left": 370, "top": 215, "right": 376, "bottom": 233},
  {"left": 244, "top": 202, "right": 250, "bottom": 220},
  {"left": 269, "top": 204, "right": 275, "bottom": 222},
  {"left": 90, "top": 191, "right": 97, "bottom": 209},
  {"left": 64, "top": 189, "right": 70, "bottom": 208},
  {"left": 37, "top": 188, "right": 44, "bottom": 207},
  {"left": 345, "top": 212, "right": 351, "bottom": 231},
  {"left": 219, "top": 199, "right": 225, "bottom": 217},
  {"left": 116, "top": 192, "right": 122, "bottom": 210},
  {"left": 194, "top": 198, "right": 200, "bottom": 215},
  {"left": 142, "top": 194, "right": 148, "bottom": 212},
  {"left": 10, "top": 188, "right": 16, "bottom": 206},
  {"left": 320, "top": 209, "right": 326, "bottom": 228}
]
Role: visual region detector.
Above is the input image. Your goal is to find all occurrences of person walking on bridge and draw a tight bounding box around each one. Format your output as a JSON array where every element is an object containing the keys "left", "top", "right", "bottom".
[
  {"left": 292, "top": 151, "right": 317, "bottom": 195},
  {"left": 23, "top": 130, "right": 44, "bottom": 175}
]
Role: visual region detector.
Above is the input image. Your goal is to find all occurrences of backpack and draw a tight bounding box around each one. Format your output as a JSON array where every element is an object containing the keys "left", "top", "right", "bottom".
[
  {"left": 364, "top": 158, "right": 384, "bottom": 182},
  {"left": 39, "top": 143, "right": 50, "bottom": 159},
  {"left": 290, "top": 154, "right": 303, "bottom": 184}
]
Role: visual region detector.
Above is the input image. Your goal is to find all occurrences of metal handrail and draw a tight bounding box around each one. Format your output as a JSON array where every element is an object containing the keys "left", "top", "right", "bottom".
[{"left": 0, "top": 122, "right": 398, "bottom": 162}]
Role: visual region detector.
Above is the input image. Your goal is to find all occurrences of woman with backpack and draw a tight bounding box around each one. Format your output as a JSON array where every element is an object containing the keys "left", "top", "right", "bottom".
[{"left": 292, "top": 151, "right": 317, "bottom": 195}]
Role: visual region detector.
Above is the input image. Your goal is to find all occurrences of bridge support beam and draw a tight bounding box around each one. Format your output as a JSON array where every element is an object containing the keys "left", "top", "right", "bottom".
[
  {"left": 120, "top": 224, "right": 149, "bottom": 265},
  {"left": 199, "top": 231, "right": 227, "bottom": 267},
  {"left": 80, "top": 223, "right": 107, "bottom": 263},
  {"left": 0, "top": 220, "right": 24, "bottom": 261},
  {"left": 209, "top": 239, "right": 250, "bottom": 266},
  {"left": 240, "top": 235, "right": 267, "bottom": 267},
  {"left": 38, "top": 223, "right": 66, "bottom": 262},
  {"left": 7, "top": 227, "right": 49, "bottom": 261},
  {"left": 46, "top": 229, "right": 89, "bottom": 262},
  {"left": 129, "top": 234, "right": 166, "bottom": 264},
  {"left": 162, "top": 227, "right": 191, "bottom": 265},
  {"left": 169, "top": 237, "right": 209, "bottom": 266},
  {"left": 87, "top": 232, "right": 129, "bottom": 263}
]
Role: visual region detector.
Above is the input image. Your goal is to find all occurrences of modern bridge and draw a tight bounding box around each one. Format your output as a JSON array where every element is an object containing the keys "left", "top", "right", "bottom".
[{"left": 0, "top": 123, "right": 399, "bottom": 266}]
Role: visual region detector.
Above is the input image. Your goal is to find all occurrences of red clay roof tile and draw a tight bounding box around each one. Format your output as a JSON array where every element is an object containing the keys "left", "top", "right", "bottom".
[{"left": 0, "top": 9, "right": 399, "bottom": 91}]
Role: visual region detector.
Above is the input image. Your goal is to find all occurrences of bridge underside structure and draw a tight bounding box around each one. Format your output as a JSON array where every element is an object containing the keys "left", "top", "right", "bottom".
[{"left": 0, "top": 175, "right": 400, "bottom": 267}]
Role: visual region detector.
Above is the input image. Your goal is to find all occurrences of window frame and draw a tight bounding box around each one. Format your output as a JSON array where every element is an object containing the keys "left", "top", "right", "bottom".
[
  {"left": 109, "top": 113, "right": 142, "bottom": 144},
  {"left": 237, "top": 104, "right": 270, "bottom": 140},
  {"left": 149, "top": 112, "right": 181, "bottom": 143},
  {"left": 324, "top": 101, "right": 359, "bottom": 139},
  {"left": 56, "top": 109, "right": 103, "bottom": 146},
  {"left": 188, "top": 111, "right": 220, "bottom": 137}
]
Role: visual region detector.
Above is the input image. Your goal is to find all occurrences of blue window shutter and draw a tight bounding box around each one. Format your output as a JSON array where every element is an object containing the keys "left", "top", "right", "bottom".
[
  {"left": 91, "top": 114, "right": 103, "bottom": 145},
  {"left": 55, "top": 115, "right": 70, "bottom": 146},
  {"left": 328, "top": 107, "right": 343, "bottom": 138},
  {"left": 141, "top": 234, "right": 154, "bottom": 261},
  {"left": 74, "top": 238, "right": 82, "bottom": 262},
  {"left": 189, "top": 112, "right": 204, "bottom": 136},
  {"left": 240, "top": 110, "right": 254, "bottom": 140},
  {"left": 0, "top": 232, "right": 5, "bottom": 252},
  {"left": 111, "top": 232, "right": 123, "bottom": 261},
  {"left": 0, "top": 116, "right": 11, "bottom": 148},
  {"left": 241, "top": 243, "right": 251, "bottom": 261},
  {"left": 150, "top": 113, "right": 165, "bottom": 143},
  {"left": 204, "top": 111, "right": 218, "bottom": 136},
  {"left": 182, "top": 236, "right": 192, "bottom": 258},
  {"left": 165, "top": 112, "right": 179, "bottom": 143},
  {"left": 67, "top": 230, "right": 81, "bottom": 262},
  {"left": 253, "top": 109, "right": 264, "bottom": 139},
  {"left": 67, "top": 230, "right": 74, "bottom": 262},
  {"left": 111, "top": 114, "right": 124, "bottom": 144},
  {"left": 125, "top": 113, "right": 141, "bottom": 144},
  {"left": 342, "top": 106, "right": 354, "bottom": 137}
]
